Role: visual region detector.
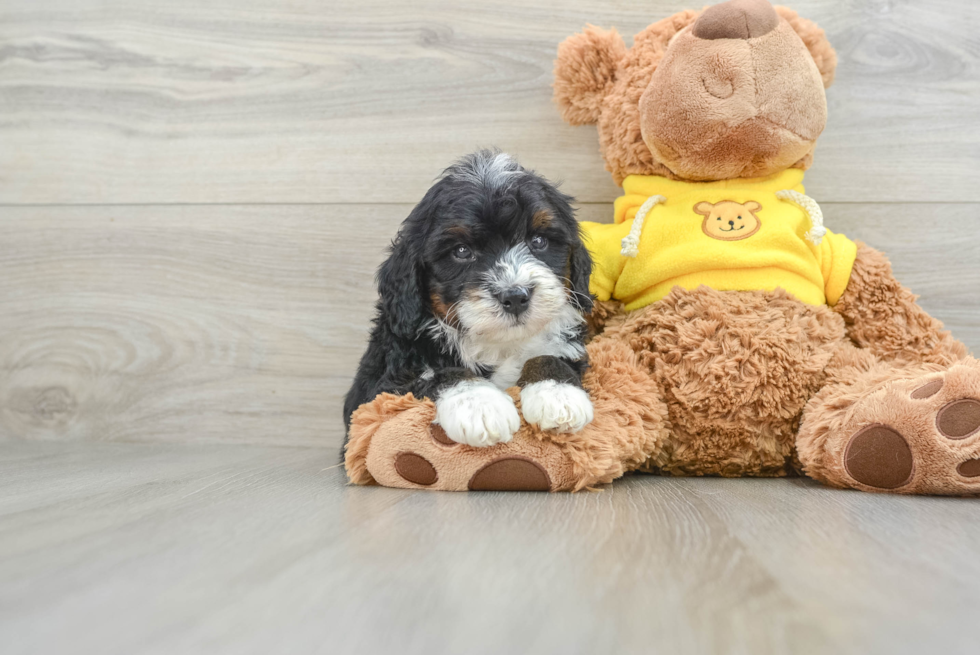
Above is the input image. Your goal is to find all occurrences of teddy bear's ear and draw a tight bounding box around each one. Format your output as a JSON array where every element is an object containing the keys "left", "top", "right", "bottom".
[
  {"left": 553, "top": 25, "right": 627, "bottom": 125},
  {"left": 775, "top": 6, "right": 838, "bottom": 88}
]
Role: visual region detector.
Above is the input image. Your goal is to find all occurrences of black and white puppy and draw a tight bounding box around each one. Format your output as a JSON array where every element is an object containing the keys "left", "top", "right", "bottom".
[{"left": 343, "top": 150, "right": 594, "bottom": 448}]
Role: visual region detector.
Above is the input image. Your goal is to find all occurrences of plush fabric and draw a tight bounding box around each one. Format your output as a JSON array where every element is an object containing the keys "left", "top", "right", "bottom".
[
  {"left": 774, "top": 6, "right": 837, "bottom": 88},
  {"left": 552, "top": 4, "right": 835, "bottom": 185},
  {"left": 555, "top": 11, "right": 701, "bottom": 184},
  {"left": 581, "top": 170, "right": 857, "bottom": 309},
  {"left": 639, "top": 18, "right": 827, "bottom": 181},
  {"left": 797, "top": 357, "right": 980, "bottom": 495},
  {"left": 831, "top": 244, "right": 968, "bottom": 365},
  {"left": 693, "top": 0, "right": 778, "bottom": 40},
  {"left": 553, "top": 25, "right": 627, "bottom": 127},
  {"left": 346, "top": 0, "right": 980, "bottom": 496}
]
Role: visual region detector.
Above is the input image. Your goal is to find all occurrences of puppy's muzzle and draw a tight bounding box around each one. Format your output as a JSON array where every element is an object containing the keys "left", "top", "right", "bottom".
[{"left": 495, "top": 287, "right": 532, "bottom": 317}]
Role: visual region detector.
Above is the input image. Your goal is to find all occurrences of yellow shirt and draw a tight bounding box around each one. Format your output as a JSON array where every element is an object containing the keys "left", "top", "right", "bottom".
[{"left": 582, "top": 169, "right": 857, "bottom": 310}]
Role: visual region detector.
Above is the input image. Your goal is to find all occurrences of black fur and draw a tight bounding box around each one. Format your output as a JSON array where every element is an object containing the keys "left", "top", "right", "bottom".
[
  {"left": 516, "top": 355, "right": 586, "bottom": 388},
  {"left": 343, "top": 150, "right": 593, "bottom": 447}
]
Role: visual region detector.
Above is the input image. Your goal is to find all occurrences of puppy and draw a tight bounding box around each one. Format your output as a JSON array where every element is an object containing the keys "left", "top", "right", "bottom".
[{"left": 343, "top": 150, "right": 594, "bottom": 448}]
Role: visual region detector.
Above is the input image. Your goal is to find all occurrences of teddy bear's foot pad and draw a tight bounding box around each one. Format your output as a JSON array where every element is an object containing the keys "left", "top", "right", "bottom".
[
  {"left": 359, "top": 402, "right": 580, "bottom": 491},
  {"left": 390, "top": 447, "right": 553, "bottom": 491},
  {"left": 958, "top": 458, "right": 980, "bottom": 477},
  {"left": 393, "top": 453, "right": 439, "bottom": 486},
  {"left": 841, "top": 362, "right": 980, "bottom": 494},
  {"left": 936, "top": 399, "right": 980, "bottom": 439},
  {"left": 387, "top": 427, "right": 558, "bottom": 491},
  {"left": 844, "top": 425, "right": 914, "bottom": 490},
  {"left": 468, "top": 457, "right": 552, "bottom": 491}
]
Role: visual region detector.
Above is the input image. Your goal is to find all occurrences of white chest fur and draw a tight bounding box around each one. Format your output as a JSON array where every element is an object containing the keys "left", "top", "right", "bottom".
[{"left": 431, "top": 304, "right": 586, "bottom": 390}]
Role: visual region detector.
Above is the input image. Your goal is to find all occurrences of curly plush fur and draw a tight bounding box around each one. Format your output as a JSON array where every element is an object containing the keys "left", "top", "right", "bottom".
[
  {"left": 553, "top": 26, "right": 627, "bottom": 126},
  {"left": 602, "top": 285, "right": 845, "bottom": 477},
  {"left": 831, "top": 244, "right": 967, "bottom": 365}
]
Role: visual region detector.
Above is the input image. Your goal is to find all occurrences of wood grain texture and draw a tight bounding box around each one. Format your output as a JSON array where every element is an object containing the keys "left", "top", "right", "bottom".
[
  {"left": 1, "top": 203, "right": 978, "bottom": 447},
  {"left": 0, "top": 204, "right": 396, "bottom": 447},
  {"left": 1, "top": 442, "right": 978, "bottom": 655},
  {"left": 1, "top": 0, "right": 978, "bottom": 204}
]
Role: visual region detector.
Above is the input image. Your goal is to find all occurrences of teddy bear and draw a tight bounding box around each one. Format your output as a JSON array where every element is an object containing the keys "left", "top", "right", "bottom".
[{"left": 344, "top": 0, "right": 980, "bottom": 495}]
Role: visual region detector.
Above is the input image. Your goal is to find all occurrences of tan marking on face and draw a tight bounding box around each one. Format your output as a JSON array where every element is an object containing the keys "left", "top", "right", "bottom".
[
  {"left": 532, "top": 210, "right": 553, "bottom": 231},
  {"left": 694, "top": 200, "right": 762, "bottom": 241},
  {"left": 430, "top": 291, "right": 450, "bottom": 320},
  {"left": 562, "top": 255, "right": 573, "bottom": 291},
  {"left": 446, "top": 225, "right": 471, "bottom": 239}
]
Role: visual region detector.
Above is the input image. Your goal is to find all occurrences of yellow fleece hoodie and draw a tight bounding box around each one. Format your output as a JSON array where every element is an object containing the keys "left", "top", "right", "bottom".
[{"left": 581, "top": 169, "right": 857, "bottom": 311}]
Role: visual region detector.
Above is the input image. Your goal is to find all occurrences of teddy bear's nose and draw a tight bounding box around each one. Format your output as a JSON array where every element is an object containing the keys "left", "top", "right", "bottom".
[{"left": 692, "top": 0, "right": 779, "bottom": 40}]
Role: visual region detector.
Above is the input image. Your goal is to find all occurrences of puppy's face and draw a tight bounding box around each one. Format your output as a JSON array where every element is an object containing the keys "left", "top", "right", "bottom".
[{"left": 417, "top": 153, "right": 591, "bottom": 342}]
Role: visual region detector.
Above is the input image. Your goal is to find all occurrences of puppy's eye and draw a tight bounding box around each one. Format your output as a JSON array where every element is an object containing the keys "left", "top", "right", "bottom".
[
  {"left": 452, "top": 245, "right": 473, "bottom": 261},
  {"left": 530, "top": 235, "right": 548, "bottom": 251}
]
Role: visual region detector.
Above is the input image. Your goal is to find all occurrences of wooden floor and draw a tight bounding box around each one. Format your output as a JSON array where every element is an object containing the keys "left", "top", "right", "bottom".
[
  {"left": 2, "top": 0, "right": 980, "bottom": 652},
  {"left": 2, "top": 442, "right": 980, "bottom": 655}
]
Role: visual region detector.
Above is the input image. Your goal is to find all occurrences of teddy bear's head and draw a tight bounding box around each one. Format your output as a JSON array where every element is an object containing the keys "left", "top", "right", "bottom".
[{"left": 554, "top": 0, "right": 837, "bottom": 183}]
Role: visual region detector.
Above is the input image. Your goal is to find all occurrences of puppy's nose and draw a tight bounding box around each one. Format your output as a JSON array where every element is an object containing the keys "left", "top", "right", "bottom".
[
  {"left": 692, "top": 0, "right": 778, "bottom": 40},
  {"left": 496, "top": 287, "right": 531, "bottom": 316}
]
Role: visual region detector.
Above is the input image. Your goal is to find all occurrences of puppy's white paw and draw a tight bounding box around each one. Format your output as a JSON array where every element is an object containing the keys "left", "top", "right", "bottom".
[
  {"left": 435, "top": 381, "right": 520, "bottom": 447},
  {"left": 520, "top": 380, "right": 594, "bottom": 433}
]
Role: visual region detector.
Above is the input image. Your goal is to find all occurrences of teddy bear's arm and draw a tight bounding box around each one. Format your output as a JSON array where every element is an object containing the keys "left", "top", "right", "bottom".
[{"left": 832, "top": 243, "right": 967, "bottom": 365}]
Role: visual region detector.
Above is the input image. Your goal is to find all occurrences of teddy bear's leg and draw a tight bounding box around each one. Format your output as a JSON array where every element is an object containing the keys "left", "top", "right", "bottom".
[
  {"left": 798, "top": 344, "right": 980, "bottom": 495},
  {"left": 832, "top": 243, "right": 968, "bottom": 366},
  {"left": 345, "top": 338, "right": 671, "bottom": 492}
]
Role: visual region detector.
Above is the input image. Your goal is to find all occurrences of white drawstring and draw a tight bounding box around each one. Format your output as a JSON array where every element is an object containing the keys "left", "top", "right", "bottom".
[
  {"left": 775, "top": 189, "right": 825, "bottom": 245},
  {"left": 620, "top": 194, "right": 666, "bottom": 258}
]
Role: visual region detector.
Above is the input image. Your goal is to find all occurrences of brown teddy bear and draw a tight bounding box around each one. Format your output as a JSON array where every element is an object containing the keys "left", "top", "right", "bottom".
[{"left": 345, "top": 0, "right": 980, "bottom": 495}]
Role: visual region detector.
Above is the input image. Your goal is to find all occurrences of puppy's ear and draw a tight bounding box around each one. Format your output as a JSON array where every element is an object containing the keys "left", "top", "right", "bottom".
[
  {"left": 377, "top": 233, "right": 426, "bottom": 340},
  {"left": 538, "top": 179, "right": 594, "bottom": 313},
  {"left": 776, "top": 6, "right": 837, "bottom": 88},
  {"left": 535, "top": 176, "right": 592, "bottom": 314},
  {"left": 568, "top": 236, "right": 594, "bottom": 314}
]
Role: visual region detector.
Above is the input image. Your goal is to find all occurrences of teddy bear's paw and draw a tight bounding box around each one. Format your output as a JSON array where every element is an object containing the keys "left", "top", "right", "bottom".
[
  {"left": 434, "top": 380, "right": 520, "bottom": 447},
  {"left": 389, "top": 423, "right": 554, "bottom": 491},
  {"left": 520, "top": 381, "right": 594, "bottom": 433},
  {"left": 364, "top": 407, "right": 575, "bottom": 491},
  {"left": 840, "top": 361, "right": 980, "bottom": 495}
]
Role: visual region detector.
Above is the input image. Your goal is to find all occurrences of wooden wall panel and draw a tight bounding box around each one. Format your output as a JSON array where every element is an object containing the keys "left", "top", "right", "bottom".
[
  {"left": 2, "top": 203, "right": 978, "bottom": 447},
  {"left": 0, "top": 0, "right": 978, "bottom": 204}
]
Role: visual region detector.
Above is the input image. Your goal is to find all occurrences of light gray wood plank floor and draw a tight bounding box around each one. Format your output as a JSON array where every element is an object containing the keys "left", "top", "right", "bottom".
[{"left": 1, "top": 442, "right": 978, "bottom": 655}]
